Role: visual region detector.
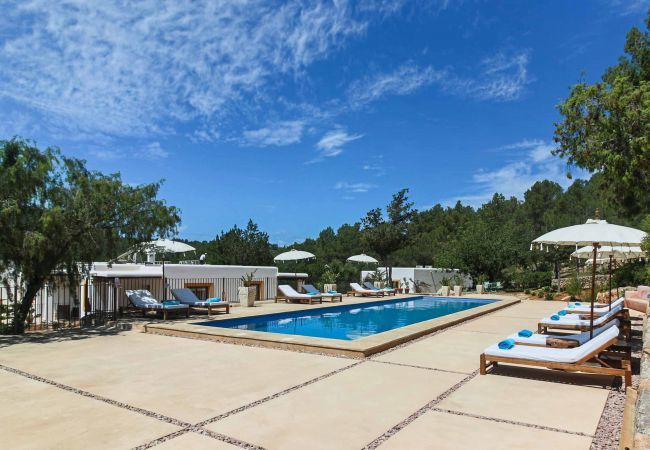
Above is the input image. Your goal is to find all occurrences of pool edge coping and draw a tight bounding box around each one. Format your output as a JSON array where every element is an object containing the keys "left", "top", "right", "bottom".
[{"left": 144, "top": 296, "right": 520, "bottom": 357}]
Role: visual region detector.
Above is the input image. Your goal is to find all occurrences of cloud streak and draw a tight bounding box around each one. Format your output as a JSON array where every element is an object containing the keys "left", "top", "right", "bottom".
[{"left": 306, "top": 128, "right": 363, "bottom": 163}]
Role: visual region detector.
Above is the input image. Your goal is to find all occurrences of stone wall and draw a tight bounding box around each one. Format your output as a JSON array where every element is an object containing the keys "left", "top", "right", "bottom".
[
  {"left": 634, "top": 317, "right": 650, "bottom": 448},
  {"left": 551, "top": 274, "right": 609, "bottom": 290}
]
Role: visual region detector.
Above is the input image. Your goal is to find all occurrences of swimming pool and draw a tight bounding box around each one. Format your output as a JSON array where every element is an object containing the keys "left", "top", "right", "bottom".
[{"left": 197, "top": 296, "right": 496, "bottom": 341}]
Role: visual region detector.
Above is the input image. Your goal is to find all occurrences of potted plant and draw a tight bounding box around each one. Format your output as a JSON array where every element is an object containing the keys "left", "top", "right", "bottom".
[
  {"left": 238, "top": 270, "right": 257, "bottom": 307},
  {"left": 402, "top": 277, "right": 410, "bottom": 294},
  {"left": 440, "top": 276, "right": 451, "bottom": 296},
  {"left": 322, "top": 264, "right": 340, "bottom": 293}
]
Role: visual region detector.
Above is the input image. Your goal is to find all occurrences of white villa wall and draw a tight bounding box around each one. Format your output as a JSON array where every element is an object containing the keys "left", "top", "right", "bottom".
[{"left": 361, "top": 267, "right": 473, "bottom": 292}]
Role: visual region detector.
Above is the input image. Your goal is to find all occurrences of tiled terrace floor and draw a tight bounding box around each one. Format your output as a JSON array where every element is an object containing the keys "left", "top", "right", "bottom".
[{"left": 0, "top": 296, "right": 620, "bottom": 449}]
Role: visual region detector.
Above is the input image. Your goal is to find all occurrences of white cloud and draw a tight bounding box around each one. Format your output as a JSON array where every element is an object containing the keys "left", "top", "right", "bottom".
[
  {"left": 90, "top": 141, "right": 169, "bottom": 160},
  {"left": 441, "top": 50, "right": 532, "bottom": 102},
  {"left": 348, "top": 63, "right": 445, "bottom": 109},
  {"left": 0, "top": 1, "right": 401, "bottom": 139},
  {"left": 445, "top": 139, "right": 580, "bottom": 207},
  {"left": 241, "top": 120, "right": 305, "bottom": 147},
  {"left": 306, "top": 128, "right": 363, "bottom": 163},
  {"left": 334, "top": 181, "right": 377, "bottom": 193}
]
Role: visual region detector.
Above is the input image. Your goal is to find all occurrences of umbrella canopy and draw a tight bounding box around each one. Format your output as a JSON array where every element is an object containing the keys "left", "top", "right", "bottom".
[
  {"left": 347, "top": 253, "right": 379, "bottom": 263},
  {"left": 533, "top": 219, "right": 645, "bottom": 248},
  {"left": 148, "top": 238, "right": 196, "bottom": 254},
  {"left": 273, "top": 249, "right": 316, "bottom": 262},
  {"left": 532, "top": 214, "right": 646, "bottom": 337},
  {"left": 571, "top": 245, "right": 645, "bottom": 261}
]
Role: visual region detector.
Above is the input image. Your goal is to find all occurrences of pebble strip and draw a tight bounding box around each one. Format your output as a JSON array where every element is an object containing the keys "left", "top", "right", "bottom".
[
  {"left": 0, "top": 364, "right": 192, "bottom": 428},
  {"left": 362, "top": 371, "right": 478, "bottom": 450},
  {"left": 431, "top": 407, "right": 595, "bottom": 438}
]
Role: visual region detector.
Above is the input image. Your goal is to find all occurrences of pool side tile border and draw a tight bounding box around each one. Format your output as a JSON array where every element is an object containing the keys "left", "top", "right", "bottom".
[{"left": 145, "top": 297, "right": 520, "bottom": 357}]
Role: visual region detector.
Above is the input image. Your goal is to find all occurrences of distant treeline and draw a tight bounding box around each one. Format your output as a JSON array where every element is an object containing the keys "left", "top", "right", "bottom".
[{"left": 181, "top": 174, "right": 648, "bottom": 290}]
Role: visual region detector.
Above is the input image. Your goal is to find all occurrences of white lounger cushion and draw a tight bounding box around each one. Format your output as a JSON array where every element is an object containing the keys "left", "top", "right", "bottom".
[
  {"left": 539, "top": 302, "right": 623, "bottom": 327},
  {"left": 278, "top": 285, "right": 313, "bottom": 298},
  {"left": 568, "top": 298, "right": 624, "bottom": 314},
  {"left": 126, "top": 290, "right": 188, "bottom": 310},
  {"left": 350, "top": 283, "right": 377, "bottom": 294},
  {"left": 485, "top": 326, "right": 619, "bottom": 363},
  {"left": 509, "top": 319, "right": 620, "bottom": 346}
]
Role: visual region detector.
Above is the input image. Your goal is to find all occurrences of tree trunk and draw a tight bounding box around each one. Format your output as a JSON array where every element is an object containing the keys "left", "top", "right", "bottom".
[{"left": 12, "top": 280, "right": 43, "bottom": 334}]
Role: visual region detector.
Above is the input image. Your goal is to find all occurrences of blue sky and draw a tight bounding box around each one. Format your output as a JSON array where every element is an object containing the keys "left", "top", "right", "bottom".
[{"left": 1, "top": 1, "right": 648, "bottom": 244}]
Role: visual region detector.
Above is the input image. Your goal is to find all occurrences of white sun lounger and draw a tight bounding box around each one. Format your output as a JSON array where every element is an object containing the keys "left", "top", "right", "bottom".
[
  {"left": 537, "top": 301, "right": 627, "bottom": 334},
  {"left": 171, "top": 288, "right": 230, "bottom": 316},
  {"left": 276, "top": 285, "right": 322, "bottom": 304},
  {"left": 565, "top": 297, "right": 624, "bottom": 315},
  {"left": 363, "top": 282, "right": 395, "bottom": 295},
  {"left": 508, "top": 319, "right": 620, "bottom": 347},
  {"left": 480, "top": 325, "right": 631, "bottom": 387},
  {"left": 125, "top": 289, "right": 189, "bottom": 320},
  {"left": 350, "top": 283, "right": 384, "bottom": 297}
]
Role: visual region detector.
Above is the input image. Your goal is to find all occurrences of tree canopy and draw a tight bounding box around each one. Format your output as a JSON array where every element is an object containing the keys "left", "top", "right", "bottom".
[
  {"left": 0, "top": 138, "right": 180, "bottom": 333},
  {"left": 554, "top": 10, "right": 650, "bottom": 214}
]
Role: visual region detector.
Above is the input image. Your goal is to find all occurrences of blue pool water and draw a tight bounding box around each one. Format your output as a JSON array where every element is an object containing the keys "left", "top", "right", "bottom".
[{"left": 196, "top": 296, "right": 496, "bottom": 340}]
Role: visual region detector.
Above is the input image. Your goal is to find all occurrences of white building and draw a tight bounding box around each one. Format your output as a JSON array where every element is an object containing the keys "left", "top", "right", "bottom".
[{"left": 361, "top": 267, "right": 473, "bottom": 293}]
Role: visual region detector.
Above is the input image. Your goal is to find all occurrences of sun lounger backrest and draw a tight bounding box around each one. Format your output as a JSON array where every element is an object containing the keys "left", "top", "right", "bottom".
[
  {"left": 126, "top": 290, "right": 159, "bottom": 307},
  {"left": 278, "top": 285, "right": 303, "bottom": 297},
  {"left": 350, "top": 283, "right": 369, "bottom": 292},
  {"left": 171, "top": 288, "right": 201, "bottom": 304},
  {"left": 363, "top": 281, "right": 377, "bottom": 290},
  {"left": 556, "top": 319, "right": 620, "bottom": 345},
  {"left": 302, "top": 284, "right": 319, "bottom": 294}
]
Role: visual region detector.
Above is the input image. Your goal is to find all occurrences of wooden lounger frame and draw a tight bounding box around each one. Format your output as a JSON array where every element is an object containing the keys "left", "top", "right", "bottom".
[
  {"left": 198, "top": 302, "right": 230, "bottom": 316},
  {"left": 124, "top": 299, "right": 190, "bottom": 320},
  {"left": 480, "top": 335, "right": 632, "bottom": 388},
  {"left": 275, "top": 294, "right": 323, "bottom": 305},
  {"left": 350, "top": 289, "right": 385, "bottom": 298},
  {"left": 321, "top": 293, "right": 343, "bottom": 302},
  {"left": 537, "top": 309, "right": 631, "bottom": 340}
]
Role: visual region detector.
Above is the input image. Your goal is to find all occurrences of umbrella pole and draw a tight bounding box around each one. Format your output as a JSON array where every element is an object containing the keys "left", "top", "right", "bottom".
[
  {"left": 608, "top": 254, "right": 613, "bottom": 310},
  {"left": 589, "top": 243, "right": 597, "bottom": 339}
]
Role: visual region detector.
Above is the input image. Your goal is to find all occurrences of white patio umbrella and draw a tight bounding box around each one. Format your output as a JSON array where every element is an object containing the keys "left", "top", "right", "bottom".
[
  {"left": 571, "top": 245, "right": 645, "bottom": 301},
  {"left": 273, "top": 249, "right": 316, "bottom": 262},
  {"left": 533, "top": 212, "right": 646, "bottom": 337},
  {"left": 274, "top": 249, "right": 316, "bottom": 277},
  {"left": 149, "top": 238, "right": 196, "bottom": 254},
  {"left": 346, "top": 253, "right": 379, "bottom": 263}
]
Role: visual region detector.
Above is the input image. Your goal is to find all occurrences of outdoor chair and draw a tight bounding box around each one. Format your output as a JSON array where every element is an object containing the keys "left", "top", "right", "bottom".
[
  {"left": 276, "top": 285, "right": 322, "bottom": 304},
  {"left": 350, "top": 282, "right": 385, "bottom": 297},
  {"left": 363, "top": 281, "right": 396, "bottom": 295},
  {"left": 125, "top": 289, "right": 189, "bottom": 320},
  {"left": 171, "top": 288, "right": 229, "bottom": 316},
  {"left": 302, "top": 284, "right": 342, "bottom": 302},
  {"left": 480, "top": 325, "right": 631, "bottom": 387}
]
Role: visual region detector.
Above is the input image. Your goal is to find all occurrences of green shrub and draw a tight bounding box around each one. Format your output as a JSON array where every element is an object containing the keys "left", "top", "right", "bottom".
[
  {"left": 566, "top": 273, "right": 582, "bottom": 300},
  {"left": 544, "top": 292, "right": 553, "bottom": 300},
  {"left": 536, "top": 290, "right": 544, "bottom": 298},
  {"left": 511, "top": 271, "right": 553, "bottom": 290},
  {"left": 524, "top": 289, "right": 530, "bottom": 294}
]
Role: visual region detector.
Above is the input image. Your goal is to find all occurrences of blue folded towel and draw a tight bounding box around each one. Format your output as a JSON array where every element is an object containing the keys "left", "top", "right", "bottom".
[
  {"left": 558, "top": 310, "right": 567, "bottom": 316},
  {"left": 575, "top": 302, "right": 581, "bottom": 305},
  {"left": 205, "top": 297, "right": 221, "bottom": 303},
  {"left": 550, "top": 314, "right": 560, "bottom": 321},
  {"left": 308, "top": 292, "right": 318, "bottom": 295},
  {"left": 163, "top": 300, "right": 180, "bottom": 306},
  {"left": 518, "top": 329, "right": 533, "bottom": 338},
  {"left": 327, "top": 290, "right": 337, "bottom": 294},
  {"left": 567, "top": 304, "right": 575, "bottom": 309},
  {"left": 498, "top": 339, "right": 515, "bottom": 350}
]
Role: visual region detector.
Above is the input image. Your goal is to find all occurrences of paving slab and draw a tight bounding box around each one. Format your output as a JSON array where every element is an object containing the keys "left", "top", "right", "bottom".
[
  {"left": 374, "top": 329, "right": 501, "bottom": 374},
  {"left": 0, "top": 331, "right": 351, "bottom": 423},
  {"left": 378, "top": 410, "right": 592, "bottom": 450},
  {"left": 491, "top": 301, "right": 564, "bottom": 319},
  {"left": 0, "top": 369, "right": 180, "bottom": 450},
  {"left": 454, "top": 315, "right": 541, "bottom": 335},
  {"left": 154, "top": 432, "right": 240, "bottom": 449},
  {"left": 437, "top": 368, "right": 610, "bottom": 435},
  {"left": 209, "top": 361, "right": 465, "bottom": 450}
]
